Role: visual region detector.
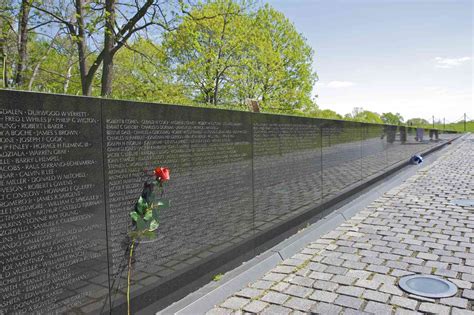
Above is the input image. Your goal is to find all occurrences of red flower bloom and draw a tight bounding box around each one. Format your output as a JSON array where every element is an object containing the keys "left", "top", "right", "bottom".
[{"left": 154, "top": 167, "right": 170, "bottom": 182}]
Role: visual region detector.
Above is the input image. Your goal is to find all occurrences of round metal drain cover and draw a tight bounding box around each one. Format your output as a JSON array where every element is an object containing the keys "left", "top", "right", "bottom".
[
  {"left": 451, "top": 199, "right": 474, "bottom": 207},
  {"left": 399, "top": 275, "right": 457, "bottom": 298}
]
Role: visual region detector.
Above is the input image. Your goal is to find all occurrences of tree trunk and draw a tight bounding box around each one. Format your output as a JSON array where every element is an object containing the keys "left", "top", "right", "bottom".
[
  {"left": 1, "top": 52, "right": 7, "bottom": 88},
  {"left": 74, "top": 0, "right": 91, "bottom": 95},
  {"left": 101, "top": 0, "right": 116, "bottom": 97},
  {"left": 63, "top": 64, "right": 73, "bottom": 93},
  {"left": 27, "top": 59, "right": 40, "bottom": 90},
  {"left": 15, "top": 0, "right": 31, "bottom": 86},
  {"left": 0, "top": 24, "right": 8, "bottom": 87},
  {"left": 210, "top": 3, "right": 230, "bottom": 106},
  {"left": 213, "top": 74, "right": 219, "bottom": 105}
]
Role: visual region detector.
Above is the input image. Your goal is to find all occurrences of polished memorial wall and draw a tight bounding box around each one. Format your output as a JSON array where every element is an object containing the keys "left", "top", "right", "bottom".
[
  {"left": 102, "top": 99, "right": 254, "bottom": 311},
  {"left": 0, "top": 91, "right": 109, "bottom": 314},
  {"left": 0, "top": 90, "right": 458, "bottom": 314},
  {"left": 253, "top": 114, "right": 322, "bottom": 232}
]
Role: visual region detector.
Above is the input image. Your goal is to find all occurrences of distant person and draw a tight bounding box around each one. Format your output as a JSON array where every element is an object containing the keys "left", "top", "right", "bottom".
[
  {"left": 429, "top": 129, "right": 435, "bottom": 140},
  {"left": 386, "top": 126, "right": 396, "bottom": 143},
  {"left": 415, "top": 128, "right": 424, "bottom": 142},
  {"left": 399, "top": 126, "right": 407, "bottom": 143}
]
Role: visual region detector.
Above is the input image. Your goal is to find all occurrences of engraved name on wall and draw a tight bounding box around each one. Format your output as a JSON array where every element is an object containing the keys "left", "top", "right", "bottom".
[
  {"left": 0, "top": 98, "right": 108, "bottom": 314},
  {"left": 103, "top": 105, "right": 253, "bottom": 300}
]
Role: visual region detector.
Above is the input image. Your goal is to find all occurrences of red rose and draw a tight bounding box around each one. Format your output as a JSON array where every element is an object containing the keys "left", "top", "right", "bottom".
[{"left": 154, "top": 167, "right": 170, "bottom": 182}]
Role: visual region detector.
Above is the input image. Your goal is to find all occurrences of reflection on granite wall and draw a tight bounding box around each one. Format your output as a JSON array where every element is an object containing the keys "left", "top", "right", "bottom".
[
  {"left": 0, "top": 91, "right": 109, "bottom": 314},
  {"left": 253, "top": 115, "right": 322, "bottom": 233},
  {"left": 361, "top": 123, "right": 387, "bottom": 178},
  {"left": 321, "top": 120, "right": 363, "bottom": 201},
  {"left": 0, "top": 90, "right": 459, "bottom": 314},
  {"left": 102, "top": 100, "right": 254, "bottom": 311}
]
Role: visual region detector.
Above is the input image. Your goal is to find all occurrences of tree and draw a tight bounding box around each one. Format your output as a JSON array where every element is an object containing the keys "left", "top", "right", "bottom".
[
  {"left": 164, "top": 0, "right": 251, "bottom": 105},
  {"left": 231, "top": 4, "right": 316, "bottom": 111},
  {"left": 112, "top": 38, "right": 190, "bottom": 104},
  {"left": 0, "top": 0, "right": 40, "bottom": 87},
  {"left": 0, "top": 0, "right": 14, "bottom": 87},
  {"left": 302, "top": 102, "right": 343, "bottom": 120},
  {"left": 350, "top": 107, "right": 363, "bottom": 118},
  {"left": 1, "top": 0, "right": 318, "bottom": 111},
  {"left": 14, "top": 0, "right": 33, "bottom": 85},
  {"left": 26, "top": 35, "right": 83, "bottom": 94},
  {"left": 316, "top": 109, "right": 343, "bottom": 120},
  {"left": 357, "top": 111, "right": 382, "bottom": 124},
  {"left": 381, "top": 112, "right": 404, "bottom": 125},
  {"left": 164, "top": 1, "right": 316, "bottom": 109},
  {"left": 32, "top": 0, "right": 182, "bottom": 96},
  {"left": 406, "top": 118, "right": 429, "bottom": 126},
  {"left": 346, "top": 107, "right": 383, "bottom": 124}
]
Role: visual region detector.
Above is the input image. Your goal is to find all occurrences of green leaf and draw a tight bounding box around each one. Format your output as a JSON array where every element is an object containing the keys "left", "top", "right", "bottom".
[
  {"left": 152, "top": 208, "right": 160, "bottom": 221},
  {"left": 143, "top": 210, "right": 153, "bottom": 221},
  {"left": 136, "top": 217, "right": 146, "bottom": 231},
  {"left": 130, "top": 211, "right": 139, "bottom": 222},
  {"left": 136, "top": 196, "right": 148, "bottom": 214},
  {"left": 143, "top": 230, "right": 156, "bottom": 239},
  {"left": 149, "top": 219, "right": 159, "bottom": 231},
  {"left": 155, "top": 199, "right": 170, "bottom": 209}
]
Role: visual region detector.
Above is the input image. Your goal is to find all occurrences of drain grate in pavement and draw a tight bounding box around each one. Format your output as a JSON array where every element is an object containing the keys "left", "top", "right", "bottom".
[
  {"left": 450, "top": 199, "right": 474, "bottom": 207},
  {"left": 399, "top": 275, "right": 458, "bottom": 298}
]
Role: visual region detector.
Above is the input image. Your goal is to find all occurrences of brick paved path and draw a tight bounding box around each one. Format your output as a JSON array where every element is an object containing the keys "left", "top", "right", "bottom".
[{"left": 208, "top": 135, "right": 474, "bottom": 315}]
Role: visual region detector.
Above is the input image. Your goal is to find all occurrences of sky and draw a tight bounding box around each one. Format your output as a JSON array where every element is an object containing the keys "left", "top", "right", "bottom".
[{"left": 264, "top": 0, "right": 473, "bottom": 122}]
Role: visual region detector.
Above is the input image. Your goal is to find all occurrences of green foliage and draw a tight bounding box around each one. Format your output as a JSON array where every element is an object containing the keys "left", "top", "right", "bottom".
[
  {"left": 233, "top": 4, "right": 316, "bottom": 111},
  {"left": 136, "top": 196, "right": 147, "bottom": 214},
  {"left": 346, "top": 107, "right": 383, "bottom": 124},
  {"left": 163, "top": 1, "right": 315, "bottom": 109},
  {"left": 164, "top": 0, "right": 250, "bottom": 104},
  {"left": 129, "top": 181, "right": 170, "bottom": 239},
  {"left": 1, "top": 0, "right": 465, "bottom": 130},
  {"left": 296, "top": 102, "right": 343, "bottom": 120},
  {"left": 412, "top": 120, "right": 474, "bottom": 132},
  {"left": 445, "top": 121, "right": 474, "bottom": 132},
  {"left": 112, "top": 39, "right": 191, "bottom": 104},
  {"left": 406, "top": 118, "right": 430, "bottom": 126},
  {"left": 313, "top": 109, "right": 343, "bottom": 120},
  {"left": 11, "top": 35, "right": 97, "bottom": 94},
  {"left": 381, "top": 112, "right": 404, "bottom": 125},
  {"left": 212, "top": 273, "right": 224, "bottom": 281},
  {"left": 130, "top": 211, "right": 139, "bottom": 222}
]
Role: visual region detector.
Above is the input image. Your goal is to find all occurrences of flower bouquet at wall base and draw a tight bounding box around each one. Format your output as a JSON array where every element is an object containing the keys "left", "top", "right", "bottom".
[{"left": 126, "top": 167, "right": 170, "bottom": 315}]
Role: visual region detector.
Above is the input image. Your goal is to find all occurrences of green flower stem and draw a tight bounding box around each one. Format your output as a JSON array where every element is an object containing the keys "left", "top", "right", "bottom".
[
  {"left": 160, "top": 185, "right": 165, "bottom": 198},
  {"left": 127, "top": 238, "right": 135, "bottom": 315}
]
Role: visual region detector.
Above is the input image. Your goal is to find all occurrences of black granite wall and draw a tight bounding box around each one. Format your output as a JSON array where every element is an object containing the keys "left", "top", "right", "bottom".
[
  {"left": 0, "top": 91, "right": 109, "bottom": 314},
  {"left": 0, "top": 90, "right": 458, "bottom": 314}
]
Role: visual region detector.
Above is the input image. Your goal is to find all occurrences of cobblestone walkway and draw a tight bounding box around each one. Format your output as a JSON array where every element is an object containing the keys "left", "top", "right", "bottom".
[{"left": 208, "top": 135, "right": 474, "bottom": 315}]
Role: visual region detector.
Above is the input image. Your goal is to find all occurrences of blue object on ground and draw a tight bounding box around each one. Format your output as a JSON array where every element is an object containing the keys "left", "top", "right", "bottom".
[{"left": 411, "top": 154, "right": 423, "bottom": 164}]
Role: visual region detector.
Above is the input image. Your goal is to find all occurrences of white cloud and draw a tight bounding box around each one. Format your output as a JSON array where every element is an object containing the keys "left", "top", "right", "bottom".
[
  {"left": 326, "top": 81, "right": 355, "bottom": 88},
  {"left": 434, "top": 56, "right": 471, "bottom": 69}
]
